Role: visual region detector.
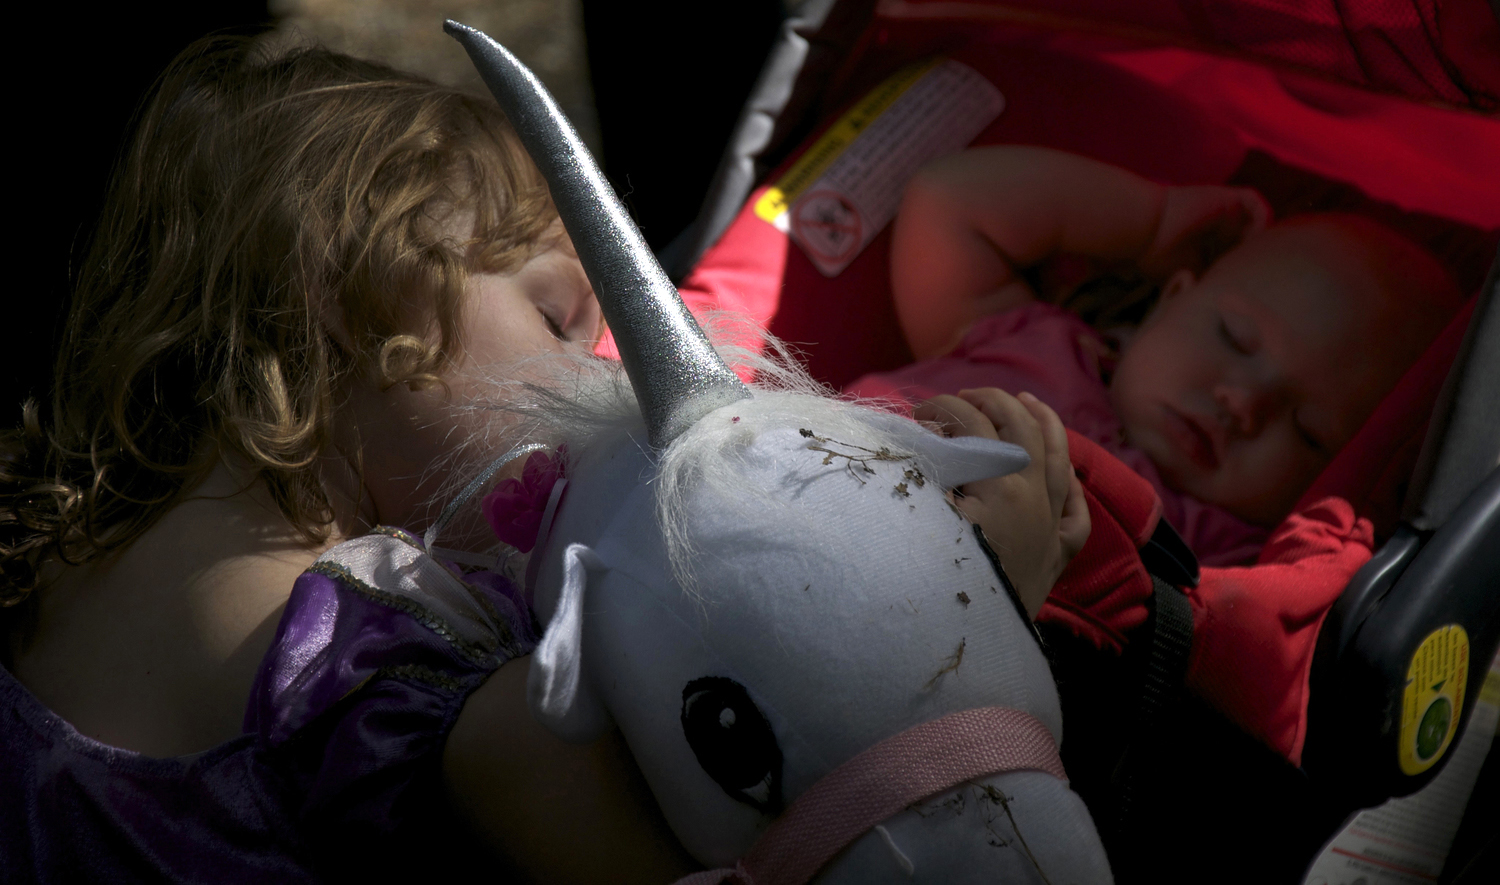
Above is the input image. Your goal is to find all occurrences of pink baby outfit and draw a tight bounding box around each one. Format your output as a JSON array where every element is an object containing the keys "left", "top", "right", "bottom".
[{"left": 845, "top": 302, "right": 1266, "bottom": 567}]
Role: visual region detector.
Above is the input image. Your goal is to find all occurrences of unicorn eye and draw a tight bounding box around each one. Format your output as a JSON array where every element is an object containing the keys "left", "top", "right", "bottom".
[{"left": 681, "top": 676, "right": 784, "bottom": 814}]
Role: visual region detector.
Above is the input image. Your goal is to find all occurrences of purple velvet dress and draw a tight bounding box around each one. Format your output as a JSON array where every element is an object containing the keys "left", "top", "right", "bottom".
[{"left": 1, "top": 527, "right": 537, "bottom": 883}]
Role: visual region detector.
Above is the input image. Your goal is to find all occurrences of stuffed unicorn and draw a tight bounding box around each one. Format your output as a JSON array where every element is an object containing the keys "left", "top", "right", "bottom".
[{"left": 447, "top": 23, "right": 1112, "bottom": 884}]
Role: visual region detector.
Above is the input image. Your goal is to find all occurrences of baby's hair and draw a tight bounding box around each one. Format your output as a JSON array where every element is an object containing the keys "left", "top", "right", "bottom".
[
  {"left": 0, "top": 34, "right": 558, "bottom": 606},
  {"left": 1055, "top": 210, "right": 1462, "bottom": 339},
  {"left": 1053, "top": 271, "right": 1159, "bottom": 332}
]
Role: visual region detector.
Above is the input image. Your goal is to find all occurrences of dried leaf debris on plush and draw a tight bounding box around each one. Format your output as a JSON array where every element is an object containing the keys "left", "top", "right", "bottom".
[{"left": 446, "top": 22, "right": 1112, "bottom": 884}]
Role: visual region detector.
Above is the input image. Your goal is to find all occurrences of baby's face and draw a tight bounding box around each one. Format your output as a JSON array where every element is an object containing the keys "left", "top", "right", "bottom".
[{"left": 1109, "top": 220, "right": 1421, "bottom": 526}]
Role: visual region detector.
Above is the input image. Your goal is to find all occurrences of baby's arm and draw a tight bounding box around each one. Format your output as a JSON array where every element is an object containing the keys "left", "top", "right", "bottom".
[
  {"left": 892, "top": 147, "right": 1164, "bottom": 358},
  {"left": 891, "top": 146, "right": 1267, "bottom": 358},
  {"left": 915, "top": 388, "right": 1090, "bottom": 617}
]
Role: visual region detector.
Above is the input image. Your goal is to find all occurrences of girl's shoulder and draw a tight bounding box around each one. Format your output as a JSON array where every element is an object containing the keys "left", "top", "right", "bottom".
[
  {"left": 239, "top": 527, "right": 538, "bottom": 871},
  {"left": 248, "top": 526, "right": 536, "bottom": 747},
  {"left": 3, "top": 527, "right": 536, "bottom": 882}
]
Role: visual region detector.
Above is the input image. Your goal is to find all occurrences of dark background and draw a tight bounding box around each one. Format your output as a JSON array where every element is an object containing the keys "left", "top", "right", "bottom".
[
  {"left": 10, "top": 0, "right": 783, "bottom": 423},
  {"left": 12, "top": 4, "right": 274, "bottom": 417}
]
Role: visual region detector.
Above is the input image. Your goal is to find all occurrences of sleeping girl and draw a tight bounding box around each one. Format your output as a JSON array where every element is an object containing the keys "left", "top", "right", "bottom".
[
  {"left": 847, "top": 145, "right": 1464, "bottom": 566},
  {"left": 0, "top": 34, "right": 704, "bottom": 882},
  {"left": 0, "top": 35, "right": 1092, "bottom": 883}
]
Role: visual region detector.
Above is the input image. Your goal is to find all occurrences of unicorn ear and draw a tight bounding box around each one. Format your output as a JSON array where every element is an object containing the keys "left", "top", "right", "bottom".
[
  {"left": 528, "top": 543, "right": 613, "bottom": 742},
  {"left": 864, "top": 411, "right": 1031, "bottom": 488}
]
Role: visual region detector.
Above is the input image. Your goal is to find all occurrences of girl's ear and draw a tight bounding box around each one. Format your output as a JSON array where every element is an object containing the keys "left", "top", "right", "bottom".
[{"left": 315, "top": 289, "right": 356, "bottom": 352}]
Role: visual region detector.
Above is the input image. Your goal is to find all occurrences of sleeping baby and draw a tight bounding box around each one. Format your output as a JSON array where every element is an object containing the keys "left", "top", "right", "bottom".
[{"left": 847, "top": 146, "right": 1463, "bottom": 565}]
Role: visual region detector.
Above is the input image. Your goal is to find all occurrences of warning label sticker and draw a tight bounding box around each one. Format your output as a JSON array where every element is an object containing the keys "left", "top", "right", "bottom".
[
  {"left": 756, "top": 58, "right": 1004, "bottom": 277},
  {"left": 791, "top": 190, "right": 863, "bottom": 265}
]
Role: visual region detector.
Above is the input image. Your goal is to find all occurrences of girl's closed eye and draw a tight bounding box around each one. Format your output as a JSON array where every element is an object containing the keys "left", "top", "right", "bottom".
[
  {"left": 553, "top": 294, "right": 601, "bottom": 344},
  {"left": 534, "top": 277, "right": 598, "bottom": 344},
  {"left": 552, "top": 261, "right": 602, "bottom": 344},
  {"left": 540, "top": 306, "right": 566, "bottom": 340}
]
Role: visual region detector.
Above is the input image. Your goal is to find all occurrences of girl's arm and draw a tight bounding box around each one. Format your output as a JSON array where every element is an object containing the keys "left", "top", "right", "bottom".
[
  {"left": 443, "top": 656, "right": 699, "bottom": 882},
  {"left": 890, "top": 146, "right": 1265, "bottom": 359}
]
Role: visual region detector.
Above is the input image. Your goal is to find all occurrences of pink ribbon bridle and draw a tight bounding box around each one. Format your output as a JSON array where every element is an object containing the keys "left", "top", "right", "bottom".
[{"left": 673, "top": 705, "right": 1067, "bottom": 885}]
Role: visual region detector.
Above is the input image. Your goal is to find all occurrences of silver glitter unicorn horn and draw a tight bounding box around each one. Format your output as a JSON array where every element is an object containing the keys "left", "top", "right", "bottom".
[{"left": 445, "top": 20, "right": 751, "bottom": 448}]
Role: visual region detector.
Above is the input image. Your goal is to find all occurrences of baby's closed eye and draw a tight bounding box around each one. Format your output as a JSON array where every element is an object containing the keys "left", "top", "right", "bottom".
[
  {"left": 1291, "top": 409, "right": 1331, "bottom": 454},
  {"left": 1218, "top": 313, "right": 1257, "bottom": 355}
]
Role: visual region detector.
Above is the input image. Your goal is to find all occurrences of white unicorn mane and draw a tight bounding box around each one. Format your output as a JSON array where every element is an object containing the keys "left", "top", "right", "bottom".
[{"left": 450, "top": 315, "right": 921, "bottom": 596}]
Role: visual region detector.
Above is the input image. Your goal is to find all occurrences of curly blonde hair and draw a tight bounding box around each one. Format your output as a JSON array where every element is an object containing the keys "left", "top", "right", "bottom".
[{"left": 0, "top": 35, "right": 558, "bottom": 606}]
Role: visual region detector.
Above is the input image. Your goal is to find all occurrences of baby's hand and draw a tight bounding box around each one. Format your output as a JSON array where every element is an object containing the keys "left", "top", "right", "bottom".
[
  {"left": 914, "top": 389, "right": 1090, "bottom": 619},
  {"left": 1140, "top": 185, "right": 1270, "bottom": 279}
]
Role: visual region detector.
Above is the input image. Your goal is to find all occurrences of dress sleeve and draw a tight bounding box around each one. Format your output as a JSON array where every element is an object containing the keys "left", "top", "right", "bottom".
[{"left": 244, "top": 527, "right": 537, "bottom": 866}]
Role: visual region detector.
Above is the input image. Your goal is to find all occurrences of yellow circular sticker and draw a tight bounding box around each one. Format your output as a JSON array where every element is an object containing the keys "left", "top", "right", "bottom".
[{"left": 1399, "top": 624, "right": 1469, "bottom": 775}]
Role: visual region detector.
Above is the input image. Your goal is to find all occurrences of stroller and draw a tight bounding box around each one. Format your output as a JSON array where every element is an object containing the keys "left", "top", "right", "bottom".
[{"left": 652, "top": 1, "right": 1500, "bottom": 880}]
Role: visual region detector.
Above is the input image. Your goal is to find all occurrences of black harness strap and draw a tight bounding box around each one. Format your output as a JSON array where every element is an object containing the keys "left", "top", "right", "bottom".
[{"left": 1112, "top": 526, "right": 1197, "bottom": 834}]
